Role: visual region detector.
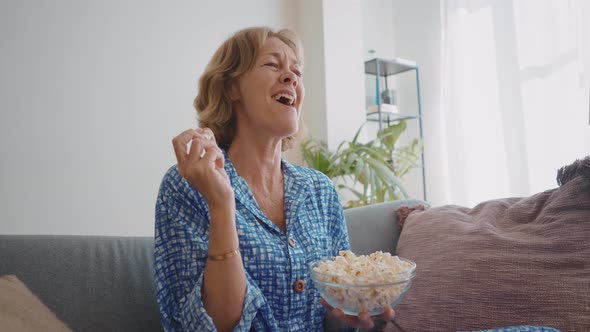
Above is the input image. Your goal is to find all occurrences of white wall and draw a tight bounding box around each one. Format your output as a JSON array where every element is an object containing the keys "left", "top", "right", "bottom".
[
  {"left": 359, "top": 0, "right": 445, "bottom": 202},
  {"left": 322, "top": 0, "right": 367, "bottom": 150},
  {"left": 283, "top": 0, "right": 367, "bottom": 161},
  {"left": 361, "top": 0, "right": 395, "bottom": 138},
  {"left": 361, "top": 0, "right": 395, "bottom": 59},
  {"left": 390, "top": 0, "right": 447, "bottom": 204},
  {"left": 282, "top": 0, "right": 328, "bottom": 164},
  {"left": 0, "top": 0, "right": 297, "bottom": 235},
  {"left": 0, "top": 0, "right": 372, "bottom": 236}
]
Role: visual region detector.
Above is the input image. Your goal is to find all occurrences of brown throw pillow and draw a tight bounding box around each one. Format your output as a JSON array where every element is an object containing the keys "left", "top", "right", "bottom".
[
  {"left": 393, "top": 161, "right": 590, "bottom": 331},
  {"left": 0, "top": 275, "right": 72, "bottom": 332},
  {"left": 396, "top": 204, "right": 426, "bottom": 228}
]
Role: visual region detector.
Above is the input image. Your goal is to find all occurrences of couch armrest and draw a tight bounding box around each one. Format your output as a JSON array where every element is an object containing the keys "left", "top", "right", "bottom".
[{"left": 344, "top": 199, "right": 427, "bottom": 255}]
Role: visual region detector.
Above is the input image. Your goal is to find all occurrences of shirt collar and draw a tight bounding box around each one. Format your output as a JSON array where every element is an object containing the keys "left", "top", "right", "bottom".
[{"left": 222, "top": 149, "right": 311, "bottom": 233}]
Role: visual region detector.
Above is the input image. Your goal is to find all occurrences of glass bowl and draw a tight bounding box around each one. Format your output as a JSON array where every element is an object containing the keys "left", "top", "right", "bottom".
[{"left": 309, "top": 257, "right": 416, "bottom": 316}]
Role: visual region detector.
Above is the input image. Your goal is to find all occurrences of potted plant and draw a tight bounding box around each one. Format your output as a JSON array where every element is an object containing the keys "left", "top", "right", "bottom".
[{"left": 300, "top": 121, "right": 422, "bottom": 208}]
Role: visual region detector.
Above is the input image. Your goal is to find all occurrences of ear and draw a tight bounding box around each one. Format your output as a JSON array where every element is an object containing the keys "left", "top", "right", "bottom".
[{"left": 228, "top": 79, "right": 241, "bottom": 102}]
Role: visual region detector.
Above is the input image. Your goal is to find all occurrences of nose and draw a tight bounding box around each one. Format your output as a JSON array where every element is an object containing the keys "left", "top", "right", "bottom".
[{"left": 280, "top": 70, "right": 298, "bottom": 87}]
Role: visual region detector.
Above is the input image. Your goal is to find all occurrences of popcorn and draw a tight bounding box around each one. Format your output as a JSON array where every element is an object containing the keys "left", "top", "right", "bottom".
[
  {"left": 199, "top": 128, "right": 214, "bottom": 158},
  {"left": 201, "top": 128, "right": 214, "bottom": 141},
  {"left": 312, "top": 251, "right": 414, "bottom": 314},
  {"left": 186, "top": 128, "right": 215, "bottom": 157}
]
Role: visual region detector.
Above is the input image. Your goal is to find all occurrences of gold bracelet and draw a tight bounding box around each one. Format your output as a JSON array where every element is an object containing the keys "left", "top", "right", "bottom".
[{"left": 207, "top": 249, "right": 239, "bottom": 261}]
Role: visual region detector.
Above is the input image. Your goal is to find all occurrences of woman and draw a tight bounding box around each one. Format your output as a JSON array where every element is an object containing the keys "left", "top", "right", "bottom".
[{"left": 154, "top": 26, "right": 394, "bottom": 331}]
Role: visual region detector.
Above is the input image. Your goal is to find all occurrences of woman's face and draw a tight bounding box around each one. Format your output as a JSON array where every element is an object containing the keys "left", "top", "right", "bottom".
[{"left": 231, "top": 37, "right": 305, "bottom": 143}]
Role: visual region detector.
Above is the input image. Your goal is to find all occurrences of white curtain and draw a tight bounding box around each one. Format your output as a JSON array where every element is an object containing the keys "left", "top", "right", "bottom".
[{"left": 439, "top": 0, "right": 590, "bottom": 207}]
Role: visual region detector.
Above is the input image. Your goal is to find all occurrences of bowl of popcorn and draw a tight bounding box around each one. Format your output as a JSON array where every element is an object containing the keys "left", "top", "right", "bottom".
[{"left": 310, "top": 250, "right": 416, "bottom": 316}]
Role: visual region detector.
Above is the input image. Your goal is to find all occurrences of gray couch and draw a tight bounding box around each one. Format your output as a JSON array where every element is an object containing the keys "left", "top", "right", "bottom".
[{"left": 0, "top": 199, "right": 424, "bottom": 332}]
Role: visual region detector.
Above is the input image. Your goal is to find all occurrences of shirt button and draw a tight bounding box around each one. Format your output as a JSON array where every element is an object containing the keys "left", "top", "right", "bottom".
[
  {"left": 288, "top": 237, "right": 296, "bottom": 248},
  {"left": 293, "top": 279, "right": 305, "bottom": 293}
]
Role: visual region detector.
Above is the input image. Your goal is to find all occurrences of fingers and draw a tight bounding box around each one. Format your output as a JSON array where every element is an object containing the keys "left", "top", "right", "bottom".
[
  {"left": 199, "top": 143, "right": 224, "bottom": 166},
  {"left": 172, "top": 129, "right": 199, "bottom": 165},
  {"left": 187, "top": 136, "right": 204, "bottom": 163},
  {"left": 357, "top": 312, "right": 374, "bottom": 329},
  {"left": 333, "top": 310, "right": 373, "bottom": 329},
  {"left": 187, "top": 135, "right": 219, "bottom": 166},
  {"left": 319, "top": 298, "right": 333, "bottom": 310},
  {"left": 173, "top": 128, "right": 217, "bottom": 166},
  {"left": 321, "top": 297, "right": 374, "bottom": 329},
  {"left": 379, "top": 306, "right": 395, "bottom": 321}
]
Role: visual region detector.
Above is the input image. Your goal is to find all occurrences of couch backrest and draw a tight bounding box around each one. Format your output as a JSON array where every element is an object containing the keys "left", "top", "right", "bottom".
[
  {"left": 0, "top": 235, "right": 163, "bottom": 332},
  {"left": 0, "top": 199, "right": 425, "bottom": 331},
  {"left": 344, "top": 199, "right": 427, "bottom": 255}
]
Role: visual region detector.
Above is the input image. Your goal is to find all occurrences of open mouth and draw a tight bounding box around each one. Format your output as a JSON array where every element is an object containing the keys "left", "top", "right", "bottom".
[{"left": 272, "top": 92, "right": 296, "bottom": 106}]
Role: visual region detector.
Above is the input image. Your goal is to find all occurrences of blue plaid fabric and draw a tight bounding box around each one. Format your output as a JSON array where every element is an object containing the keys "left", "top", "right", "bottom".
[{"left": 154, "top": 150, "right": 350, "bottom": 331}]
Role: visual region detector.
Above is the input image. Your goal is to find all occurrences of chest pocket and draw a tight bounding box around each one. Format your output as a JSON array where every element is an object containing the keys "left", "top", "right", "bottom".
[{"left": 296, "top": 205, "right": 334, "bottom": 262}]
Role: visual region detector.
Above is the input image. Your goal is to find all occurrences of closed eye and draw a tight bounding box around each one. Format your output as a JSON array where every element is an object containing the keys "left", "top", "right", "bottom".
[{"left": 265, "top": 62, "right": 279, "bottom": 68}]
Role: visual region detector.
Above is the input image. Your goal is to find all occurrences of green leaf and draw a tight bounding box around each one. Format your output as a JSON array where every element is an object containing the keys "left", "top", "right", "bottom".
[
  {"left": 299, "top": 119, "right": 420, "bottom": 208},
  {"left": 379, "top": 121, "right": 407, "bottom": 151}
]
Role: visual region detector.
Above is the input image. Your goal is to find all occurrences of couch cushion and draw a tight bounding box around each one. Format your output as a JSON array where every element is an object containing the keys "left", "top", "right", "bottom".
[
  {"left": 0, "top": 275, "right": 71, "bottom": 331},
  {"left": 393, "top": 166, "right": 590, "bottom": 331},
  {"left": 0, "top": 235, "right": 163, "bottom": 332}
]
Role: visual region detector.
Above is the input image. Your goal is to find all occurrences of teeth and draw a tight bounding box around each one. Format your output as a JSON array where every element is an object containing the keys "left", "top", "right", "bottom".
[{"left": 273, "top": 93, "right": 295, "bottom": 105}]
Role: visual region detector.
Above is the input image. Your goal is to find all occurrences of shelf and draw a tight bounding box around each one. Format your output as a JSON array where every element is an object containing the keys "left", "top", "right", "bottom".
[
  {"left": 366, "top": 110, "right": 420, "bottom": 123},
  {"left": 364, "top": 58, "right": 417, "bottom": 76},
  {"left": 364, "top": 57, "right": 426, "bottom": 201}
]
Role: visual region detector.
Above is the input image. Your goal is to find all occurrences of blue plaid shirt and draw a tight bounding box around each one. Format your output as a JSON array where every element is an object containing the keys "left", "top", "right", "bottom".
[{"left": 154, "top": 151, "right": 350, "bottom": 331}]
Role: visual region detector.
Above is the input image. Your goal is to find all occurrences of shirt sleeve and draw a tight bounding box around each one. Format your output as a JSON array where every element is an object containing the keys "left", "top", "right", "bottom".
[
  {"left": 317, "top": 173, "right": 356, "bottom": 332},
  {"left": 325, "top": 177, "right": 351, "bottom": 255},
  {"left": 153, "top": 167, "right": 267, "bottom": 331}
]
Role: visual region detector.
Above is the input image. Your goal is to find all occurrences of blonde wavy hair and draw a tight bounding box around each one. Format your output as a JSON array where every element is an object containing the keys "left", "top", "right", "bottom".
[{"left": 194, "top": 26, "right": 305, "bottom": 151}]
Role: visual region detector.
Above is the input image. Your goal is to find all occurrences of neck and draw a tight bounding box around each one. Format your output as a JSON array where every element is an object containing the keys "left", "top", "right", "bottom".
[{"left": 227, "top": 136, "right": 283, "bottom": 190}]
